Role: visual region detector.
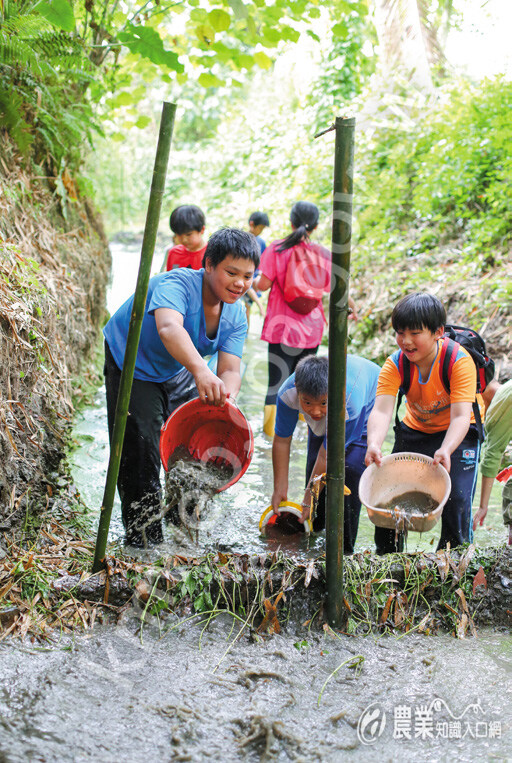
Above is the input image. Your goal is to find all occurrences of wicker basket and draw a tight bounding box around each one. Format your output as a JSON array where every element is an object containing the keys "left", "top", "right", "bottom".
[{"left": 358, "top": 452, "right": 451, "bottom": 532}]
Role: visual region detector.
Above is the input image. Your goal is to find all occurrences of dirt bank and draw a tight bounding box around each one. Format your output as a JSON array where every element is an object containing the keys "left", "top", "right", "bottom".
[{"left": 0, "top": 137, "right": 110, "bottom": 536}]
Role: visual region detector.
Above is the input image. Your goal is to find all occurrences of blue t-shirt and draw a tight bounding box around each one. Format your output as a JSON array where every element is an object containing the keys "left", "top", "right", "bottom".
[
  {"left": 103, "top": 268, "right": 248, "bottom": 382},
  {"left": 274, "top": 354, "right": 380, "bottom": 448},
  {"left": 255, "top": 236, "right": 266, "bottom": 255}
]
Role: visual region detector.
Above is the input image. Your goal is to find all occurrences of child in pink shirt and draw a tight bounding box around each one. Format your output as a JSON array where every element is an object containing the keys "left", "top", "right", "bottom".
[{"left": 255, "top": 201, "right": 331, "bottom": 436}]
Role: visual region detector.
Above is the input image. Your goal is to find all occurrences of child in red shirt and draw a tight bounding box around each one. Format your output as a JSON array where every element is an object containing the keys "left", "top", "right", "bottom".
[
  {"left": 365, "top": 292, "right": 482, "bottom": 553},
  {"left": 165, "top": 204, "right": 207, "bottom": 271}
]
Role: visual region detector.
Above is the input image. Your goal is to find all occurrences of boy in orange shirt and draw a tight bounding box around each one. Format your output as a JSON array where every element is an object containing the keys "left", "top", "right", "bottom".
[
  {"left": 165, "top": 204, "right": 207, "bottom": 271},
  {"left": 365, "top": 292, "right": 482, "bottom": 553}
]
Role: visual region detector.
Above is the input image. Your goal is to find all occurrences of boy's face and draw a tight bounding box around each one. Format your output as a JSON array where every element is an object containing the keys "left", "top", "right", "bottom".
[
  {"left": 249, "top": 222, "right": 266, "bottom": 237},
  {"left": 204, "top": 255, "right": 255, "bottom": 304},
  {"left": 298, "top": 392, "right": 328, "bottom": 421},
  {"left": 180, "top": 227, "right": 205, "bottom": 252},
  {"left": 395, "top": 326, "right": 444, "bottom": 365}
]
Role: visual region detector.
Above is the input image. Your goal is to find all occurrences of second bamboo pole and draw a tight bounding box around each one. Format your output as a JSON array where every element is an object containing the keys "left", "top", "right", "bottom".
[{"left": 325, "top": 116, "right": 356, "bottom": 628}]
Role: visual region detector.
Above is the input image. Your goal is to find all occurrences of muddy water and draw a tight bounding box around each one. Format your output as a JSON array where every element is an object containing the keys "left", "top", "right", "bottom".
[
  {"left": 379, "top": 491, "right": 438, "bottom": 515},
  {"left": 2, "top": 240, "right": 511, "bottom": 761},
  {"left": 0, "top": 617, "right": 511, "bottom": 761}
]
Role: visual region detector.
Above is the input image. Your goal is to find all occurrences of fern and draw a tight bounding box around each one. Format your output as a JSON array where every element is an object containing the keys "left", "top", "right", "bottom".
[
  {"left": 0, "top": 84, "right": 33, "bottom": 154},
  {"left": 0, "top": 5, "right": 102, "bottom": 171}
]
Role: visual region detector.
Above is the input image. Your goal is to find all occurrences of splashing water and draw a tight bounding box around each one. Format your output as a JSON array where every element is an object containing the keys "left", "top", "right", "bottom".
[{"left": 164, "top": 445, "right": 234, "bottom": 531}]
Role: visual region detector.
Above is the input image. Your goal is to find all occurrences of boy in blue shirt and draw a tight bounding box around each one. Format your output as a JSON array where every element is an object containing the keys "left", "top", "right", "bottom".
[
  {"left": 248, "top": 211, "right": 269, "bottom": 255},
  {"left": 103, "top": 228, "right": 260, "bottom": 547},
  {"left": 271, "top": 354, "right": 380, "bottom": 552}
]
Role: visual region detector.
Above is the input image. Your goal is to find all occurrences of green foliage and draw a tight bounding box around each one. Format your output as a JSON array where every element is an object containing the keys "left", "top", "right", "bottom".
[
  {"left": 356, "top": 77, "right": 512, "bottom": 261},
  {"left": 0, "top": 7, "right": 101, "bottom": 171},
  {"left": 310, "top": 6, "right": 377, "bottom": 131},
  {"left": 32, "top": 0, "right": 75, "bottom": 32}
]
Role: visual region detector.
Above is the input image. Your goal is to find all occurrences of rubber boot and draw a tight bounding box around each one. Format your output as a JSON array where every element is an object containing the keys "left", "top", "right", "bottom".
[{"left": 263, "top": 404, "right": 276, "bottom": 437}]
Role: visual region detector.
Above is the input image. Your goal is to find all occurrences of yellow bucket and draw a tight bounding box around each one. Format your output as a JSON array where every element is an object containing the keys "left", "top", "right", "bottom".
[{"left": 259, "top": 501, "right": 313, "bottom": 535}]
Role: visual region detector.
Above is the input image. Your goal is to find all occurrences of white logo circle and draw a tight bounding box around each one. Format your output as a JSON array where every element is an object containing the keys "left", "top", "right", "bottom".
[{"left": 357, "top": 702, "right": 387, "bottom": 745}]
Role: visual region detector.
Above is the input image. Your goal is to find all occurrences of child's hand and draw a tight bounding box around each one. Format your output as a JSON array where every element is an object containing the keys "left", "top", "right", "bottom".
[
  {"left": 348, "top": 296, "right": 359, "bottom": 321},
  {"left": 194, "top": 368, "right": 227, "bottom": 406},
  {"left": 472, "top": 505, "right": 488, "bottom": 531},
  {"left": 299, "top": 501, "right": 311, "bottom": 524},
  {"left": 433, "top": 448, "right": 451, "bottom": 472},
  {"left": 271, "top": 489, "right": 287, "bottom": 515},
  {"left": 365, "top": 444, "right": 382, "bottom": 467}
]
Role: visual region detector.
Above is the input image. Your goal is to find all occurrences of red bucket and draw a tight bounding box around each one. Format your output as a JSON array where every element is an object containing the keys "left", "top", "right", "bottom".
[{"left": 160, "top": 398, "right": 254, "bottom": 492}]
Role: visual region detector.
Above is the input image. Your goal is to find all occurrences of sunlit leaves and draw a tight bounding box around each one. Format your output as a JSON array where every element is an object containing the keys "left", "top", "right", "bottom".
[
  {"left": 32, "top": 0, "right": 75, "bottom": 32},
  {"left": 198, "top": 72, "right": 225, "bottom": 87},
  {"left": 208, "top": 9, "right": 231, "bottom": 32},
  {"left": 228, "top": 0, "right": 249, "bottom": 20},
  {"left": 253, "top": 51, "right": 272, "bottom": 69},
  {"left": 135, "top": 115, "right": 152, "bottom": 129},
  {"left": 332, "top": 21, "right": 349, "bottom": 38},
  {"left": 118, "top": 24, "right": 184, "bottom": 72}
]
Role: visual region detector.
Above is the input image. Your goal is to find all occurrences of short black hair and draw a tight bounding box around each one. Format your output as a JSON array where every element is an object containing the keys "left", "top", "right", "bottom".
[
  {"left": 169, "top": 204, "right": 205, "bottom": 234},
  {"left": 249, "top": 211, "right": 270, "bottom": 227},
  {"left": 203, "top": 228, "right": 260, "bottom": 269},
  {"left": 295, "top": 356, "right": 329, "bottom": 398},
  {"left": 391, "top": 292, "right": 446, "bottom": 334}
]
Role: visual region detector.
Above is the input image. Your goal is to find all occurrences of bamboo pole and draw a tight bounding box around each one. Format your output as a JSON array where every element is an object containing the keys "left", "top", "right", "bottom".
[
  {"left": 325, "top": 116, "right": 356, "bottom": 627},
  {"left": 92, "top": 101, "right": 177, "bottom": 573}
]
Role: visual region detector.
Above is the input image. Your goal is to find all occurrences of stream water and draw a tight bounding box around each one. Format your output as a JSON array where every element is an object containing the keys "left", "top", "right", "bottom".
[{"left": 1, "top": 239, "right": 509, "bottom": 762}]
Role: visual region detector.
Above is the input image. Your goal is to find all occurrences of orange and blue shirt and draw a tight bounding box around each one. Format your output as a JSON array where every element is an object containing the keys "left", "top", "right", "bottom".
[{"left": 377, "top": 340, "right": 483, "bottom": 434}]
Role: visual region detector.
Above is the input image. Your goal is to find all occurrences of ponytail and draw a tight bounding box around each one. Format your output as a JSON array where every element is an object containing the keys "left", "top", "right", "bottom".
[{"left": 276, "top": 201, "right": 319, "bottom": 253}]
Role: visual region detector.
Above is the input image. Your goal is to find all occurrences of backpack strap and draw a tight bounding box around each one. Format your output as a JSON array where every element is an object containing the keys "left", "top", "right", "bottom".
[
  {"left": 439, "top": 336, "right": 458, "bottom": 394},
  {"left": 440, "top": 335, "right": 485, "bottom": 442},
  {"left": 395, "top": 351, "right": 414, "bottom": 430}
]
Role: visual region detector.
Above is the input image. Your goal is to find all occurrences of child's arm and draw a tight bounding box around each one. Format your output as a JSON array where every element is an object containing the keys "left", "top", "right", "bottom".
[
  {"left": 432, "top": 401, "right": 472, "bottom": 472},
  {"left": 365, "top": 395, "right": 396, "bottom": 466},
  {"left": 300, "top": 443, "right": 327, "bottom": 522},
  {"left": 253, "top": 274, "right": 272, "bottom": 293},
  {"left": 216, "top": 351, "right": 243, "bottom": 400},
  {"left": 155, "top": 308, "right": 227, "bottom": 405},
  {"left": 272, "top": 435, "right": 292, "bottom": 513},
  {"left": 246, "top": 287, "right": 265, "bottom": 316},
  {"left": 473, "top": 475, "right": 494, "bottom": 530}
]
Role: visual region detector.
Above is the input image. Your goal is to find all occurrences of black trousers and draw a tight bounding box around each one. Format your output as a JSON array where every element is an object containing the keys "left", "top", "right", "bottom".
[
  {"left": 306, "top": 429, "right": 367, "bottom": 554},
  {"left": 265, "top": 343, "right": 318, "bottom": 406},
  {"left": 374, "top": 422, "right": 480, "bottom": 554},
  {"left": 104, "top": 342, "right": 197, "bottom": 546}
]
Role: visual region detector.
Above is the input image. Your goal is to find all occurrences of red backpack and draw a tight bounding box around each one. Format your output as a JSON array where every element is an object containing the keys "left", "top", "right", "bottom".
[{"left": 280, "top": 242, "right": 331, "bottom": 315}]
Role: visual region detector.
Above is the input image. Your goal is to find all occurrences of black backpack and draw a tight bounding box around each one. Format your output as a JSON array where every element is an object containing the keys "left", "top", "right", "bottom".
[{"left": 396, "top": 324, "right": 495, "bottom": 442}]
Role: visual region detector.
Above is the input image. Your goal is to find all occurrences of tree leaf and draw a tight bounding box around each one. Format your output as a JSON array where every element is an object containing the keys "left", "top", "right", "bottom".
[
  {"left": 135, "top": 115, "right": 152, "bottom": 129},
  {"left": 332, "top": 21, "right": 349, "bottom": 38},
  {"left": 208, "top": 9, "right": 231, "bottom": 32},
  {"left": 32, "top": 0, "right": 75, "bottom": 32},
  {"left": 228, "top": 0, "right": 248, "bottom": 19},
  {"left": 118, "top": 24, "right": 184, "bottom": 72},
  {"left": 198, "top": 72, "right": 225, "bottom": 88},
  {"left": 253, "top": 51, "right": 272, "bottom": 70}
]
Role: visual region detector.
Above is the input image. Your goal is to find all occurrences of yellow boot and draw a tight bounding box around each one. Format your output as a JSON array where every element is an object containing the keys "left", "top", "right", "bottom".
[{"left": 263, "top": 405, "right": 276, "bottom": 437}]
